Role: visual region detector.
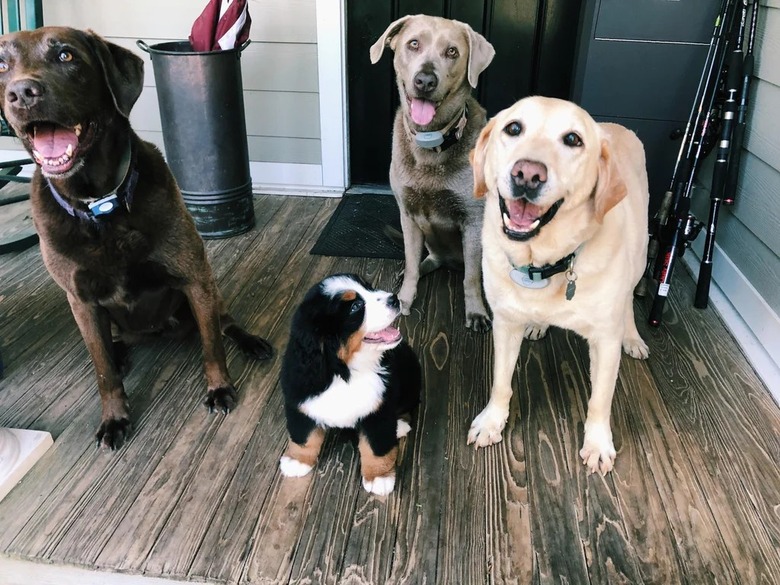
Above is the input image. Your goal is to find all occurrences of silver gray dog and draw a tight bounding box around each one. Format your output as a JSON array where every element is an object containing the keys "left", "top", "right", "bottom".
[{"left": 370, "top": 14, "right": 495, "bottom": 331}]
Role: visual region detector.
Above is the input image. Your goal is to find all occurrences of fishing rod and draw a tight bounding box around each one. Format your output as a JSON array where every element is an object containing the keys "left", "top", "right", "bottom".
[
  {"left": 695, "top": 0, "right": 754, "bottom": 309},
  {"left": 724, "top": 0, "right": 759, "bottom": 205},
  {"left": 648, "top": 0, "right": 739, "bottom": 326},
  {"left": 643, "top": 0, "right": 732, "bottom": 296}
]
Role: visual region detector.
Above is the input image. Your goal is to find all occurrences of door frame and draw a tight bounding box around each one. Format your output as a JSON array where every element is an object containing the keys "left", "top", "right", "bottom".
[{"left": 316, "top": 0, "right": 349, "bottom": 192}]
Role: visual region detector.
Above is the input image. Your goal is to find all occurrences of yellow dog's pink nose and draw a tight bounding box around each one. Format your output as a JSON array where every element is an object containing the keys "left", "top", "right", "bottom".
[{"left": 512, "top": 159, "right": 547, "bottom": 190}]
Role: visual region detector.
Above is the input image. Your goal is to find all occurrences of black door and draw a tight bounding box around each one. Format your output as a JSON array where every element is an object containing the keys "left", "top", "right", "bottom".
[{"left": 347, "top": 1, "right": 583, "bottom": 187}]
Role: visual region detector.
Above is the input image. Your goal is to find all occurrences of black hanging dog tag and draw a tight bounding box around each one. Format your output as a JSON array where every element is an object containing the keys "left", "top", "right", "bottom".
[{"left": 565, "top": 279, "right": 576, "bottom": 301}]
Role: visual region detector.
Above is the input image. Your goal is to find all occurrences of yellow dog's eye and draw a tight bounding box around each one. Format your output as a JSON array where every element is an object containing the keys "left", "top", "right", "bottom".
[
  {"left": 0, "top": 60, "right": 8, "bottom": 73},
  {"left": 563, "top": 132, "right": 583, "bottom": 147},
  {"left": 408, "top": 39, "right": 419, "bottom": 51},
  {"left": 58, "top": 50, "right": 73, "bottom": 63},
  {"left": 503, "top": 121, "right": 522, "bottom": 137},
  {"left": 446, "top": 46, "right": 459, "bottom": 59}
]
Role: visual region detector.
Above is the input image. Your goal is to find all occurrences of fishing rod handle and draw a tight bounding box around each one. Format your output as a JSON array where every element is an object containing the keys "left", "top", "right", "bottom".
[{"left": 695, "top": 262, "right": 713, "bottom": 309}]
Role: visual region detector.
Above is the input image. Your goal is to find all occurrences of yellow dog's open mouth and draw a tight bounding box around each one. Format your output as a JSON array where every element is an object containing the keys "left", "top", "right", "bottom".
[
  {"left": 499, "top": 196, "right": 564, "bottom": 241},
  {"left": 26, "top": 121, "right": 85, "bottom": 175}
]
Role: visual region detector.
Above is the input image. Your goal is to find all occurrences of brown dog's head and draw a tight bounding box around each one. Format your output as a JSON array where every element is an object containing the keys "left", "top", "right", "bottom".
[
  {"left": 470, "top": 96, "right": 628, "bottom": 244},
  {"left": 0, "top": 26, "right": 143, "bottom": 178},
  {"left": 369, "top": 15, "right": 494, "bottom": 129}
]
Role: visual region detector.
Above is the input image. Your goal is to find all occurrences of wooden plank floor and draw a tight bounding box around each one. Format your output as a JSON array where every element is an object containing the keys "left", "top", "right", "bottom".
[{"left": 0, "top": 195, "right": 778, "bottom": 585}]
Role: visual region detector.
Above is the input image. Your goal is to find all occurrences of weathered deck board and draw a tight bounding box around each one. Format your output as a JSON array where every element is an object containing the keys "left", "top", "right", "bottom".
[
  {"left": 636, "top": 276, "right": 780, "bottom": 583},
  {"left": 0, "top": 195, "right": 777, "bottom": 585}
]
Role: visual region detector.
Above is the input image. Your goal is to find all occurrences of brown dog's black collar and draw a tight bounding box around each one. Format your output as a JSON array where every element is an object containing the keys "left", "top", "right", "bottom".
[{"left": 46, "top": 141, "right": 138, "bottom": 222}]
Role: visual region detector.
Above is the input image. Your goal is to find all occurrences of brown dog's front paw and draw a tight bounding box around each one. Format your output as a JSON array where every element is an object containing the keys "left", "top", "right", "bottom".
[
  {"left": 466, "top": 313, "right": 492, "bottom": 333},
  {"left": 204, "top": 386, "right": 238, "bottom": 414},
  {"left": 96, "top": 417, "right": 132, "bottom": 451}
]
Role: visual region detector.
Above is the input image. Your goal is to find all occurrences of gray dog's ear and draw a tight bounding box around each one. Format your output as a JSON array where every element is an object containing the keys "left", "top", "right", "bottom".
[
  {"left": 464, "top": 24, "right": 494, "bottom": 88},
  {"left": 85, "top": 30, "right": 144, "bottom": 118},
  {"left": 369, "top": 15, "right": 414, "bottom": 64}
]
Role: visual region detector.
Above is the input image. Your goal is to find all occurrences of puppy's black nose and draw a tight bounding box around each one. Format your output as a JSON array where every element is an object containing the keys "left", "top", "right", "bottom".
[
  {"left": 413, "top": 70, "right": 438, "bottom": 94},
  {"left": 511, "top": 159, "right": 547, "bottom": 199},
  {"left": 388, "top": 294, "right": 400, "bottom": 310},
  {"left": 6, "top": 78, "right": 45, "bottom": 108}
]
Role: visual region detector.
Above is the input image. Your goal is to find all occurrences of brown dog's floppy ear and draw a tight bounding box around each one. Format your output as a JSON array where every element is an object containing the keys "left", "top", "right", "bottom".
[
  {"left": 463, "top": 23, "right": 495, "bottom": 88},
  {"left": 369, "top": 15, "right": 414, "bottom": 64},
  {"left": 86, "top": 30, "right": 144, "bottom": 118},
  {"left": 469, "top": 118, "right": 496, "bottom": 198},
  {"left": 594, "top": 139, "right": 628, "bottom": 222}
]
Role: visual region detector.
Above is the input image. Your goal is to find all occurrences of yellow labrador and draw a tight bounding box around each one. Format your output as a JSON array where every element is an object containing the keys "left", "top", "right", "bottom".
[{"left": 467, "top": 96, "right": 649, "bottom": 474}]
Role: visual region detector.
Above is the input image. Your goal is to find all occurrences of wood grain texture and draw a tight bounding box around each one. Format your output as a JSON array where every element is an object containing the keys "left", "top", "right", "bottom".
[{"left": 0, "top": 196, "right": 778, "bottom": 585}]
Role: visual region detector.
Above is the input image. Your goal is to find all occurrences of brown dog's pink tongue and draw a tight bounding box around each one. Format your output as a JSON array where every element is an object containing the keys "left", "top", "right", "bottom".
[
  {"left": 410, "top": 98, "right": 436, "bottom": 126},
  {"left": 33, "top": 123, "right": 77, "bottom": 158}
]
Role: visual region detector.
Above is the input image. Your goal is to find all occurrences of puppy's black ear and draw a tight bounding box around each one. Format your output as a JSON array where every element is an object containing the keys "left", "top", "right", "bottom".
[{"left": 85, "top": 30, "right": 144, "bottom": 119}]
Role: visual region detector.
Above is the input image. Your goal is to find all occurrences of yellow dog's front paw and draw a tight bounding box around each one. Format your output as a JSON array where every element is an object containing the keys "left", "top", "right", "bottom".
[
  {"left": 467, "top": 404, "right": 508, "bottom": 448},
  {"left": 579, "top": 424, "right": 616, "bottom": 475}
]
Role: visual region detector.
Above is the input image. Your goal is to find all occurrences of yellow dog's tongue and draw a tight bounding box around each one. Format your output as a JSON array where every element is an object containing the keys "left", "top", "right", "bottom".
[
  {"left": 506, "top": 199, "right": 544, "bottom": 231},
  {"left": 33, "top": 123, "right": 77, "bottom": 158},
  {"left": 410, "top": 98, "right": 436, "bottom": 126}
]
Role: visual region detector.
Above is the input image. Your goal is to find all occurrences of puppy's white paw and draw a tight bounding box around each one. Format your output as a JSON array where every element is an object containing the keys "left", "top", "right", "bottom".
[
  {"left": 467, "top": 404, "right": 509, "bottom": 448},
  {"left": 524, "top": 323, "right": 548, "bottom": 340},
  {"left": 279, "top": 455, "right": 313, "bottom": 478},
  {"left": 622, "top": 336, "right": 649, "bottom": 360},
  {"left": 396, "top": 419, "right": 412, "bottom": 439},
  {"left": 363, "top": 473, "right": 396, "bottom": 495},
  {"left": 579, "top": 423, "right": 616, "bottom": 475}
]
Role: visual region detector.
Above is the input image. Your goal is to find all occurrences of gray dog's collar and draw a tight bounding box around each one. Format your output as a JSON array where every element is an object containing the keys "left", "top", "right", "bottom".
[{"left": 409, "top": 103, "right": 468, "bottom": 153}]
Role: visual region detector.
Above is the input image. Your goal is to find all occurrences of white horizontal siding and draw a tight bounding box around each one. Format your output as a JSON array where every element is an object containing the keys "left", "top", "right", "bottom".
[
  {"left": 36, "top": 0, "right": 322, "bottom": 174},
  {"left": 130, "top": 90, "right": 320, "bottom": 139},
  {"left": 136, "top": 131, "right": 321, "bottom": 165},
  {"left": 42, "top": 0, "right": 317, "bottom": 43}
]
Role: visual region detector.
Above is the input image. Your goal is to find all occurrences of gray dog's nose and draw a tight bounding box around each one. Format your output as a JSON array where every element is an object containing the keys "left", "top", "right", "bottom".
[
  {"left": 6, "top": 78, "right": 45, "bottom": 107},
  {"left": 413, "top": 70, "right": 438, "bottom": 94},
  {"left": 512, "top": 159, "right": 548, "bottom": 191}
]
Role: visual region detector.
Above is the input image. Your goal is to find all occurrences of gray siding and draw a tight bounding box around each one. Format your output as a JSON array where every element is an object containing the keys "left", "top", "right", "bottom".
[
  {"left": 692, "top": 0, "right": 780, "bottom": 314},
  {"left": 12, "top": 0, "right": 322, "bottom": 165}
]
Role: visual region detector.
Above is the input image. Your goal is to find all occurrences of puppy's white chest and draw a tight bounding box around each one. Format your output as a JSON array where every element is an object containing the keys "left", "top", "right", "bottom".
[{"left": 300, "top": 365, "right": 386, "bottom": 428}]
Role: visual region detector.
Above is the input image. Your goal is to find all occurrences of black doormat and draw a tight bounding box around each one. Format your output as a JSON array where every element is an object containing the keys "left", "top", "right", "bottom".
[{"left": 310, "top": 193, "right": 404, "bottom": 260}]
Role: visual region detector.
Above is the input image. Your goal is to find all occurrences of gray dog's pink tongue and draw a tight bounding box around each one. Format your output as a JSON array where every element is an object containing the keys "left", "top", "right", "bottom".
[
  {"left": 410, "top": 98, "right": 436, "bottom": 126},
  {"left": 33, "top": 123, "right": 76, "bottom": 158}
]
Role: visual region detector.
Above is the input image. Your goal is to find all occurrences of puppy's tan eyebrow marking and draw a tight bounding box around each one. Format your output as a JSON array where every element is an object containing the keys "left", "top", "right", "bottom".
[{"left": 341, "top": 290, "right": 357, "bottom": 301}]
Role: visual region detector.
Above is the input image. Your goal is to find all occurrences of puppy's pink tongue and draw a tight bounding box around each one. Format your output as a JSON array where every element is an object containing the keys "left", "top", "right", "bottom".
[
  {"left": 33, "top": 123, "right": 77, "bottom": 158},
  {"left": 410, "top": 98, "right": 436, "bottom": 126}
]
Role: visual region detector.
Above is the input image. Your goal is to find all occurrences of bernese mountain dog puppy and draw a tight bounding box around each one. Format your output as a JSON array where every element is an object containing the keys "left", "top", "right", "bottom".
[{"left": 279, "top": 273, "right": 421, "bottom": 495}]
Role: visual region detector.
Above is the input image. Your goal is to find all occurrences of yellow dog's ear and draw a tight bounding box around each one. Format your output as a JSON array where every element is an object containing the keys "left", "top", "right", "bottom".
[
  {"left": 594, "top": 139, "right": 627, "bottom": 222},
  {"left": 470, "top": 118, "right": 496, "bottom": 199},
  {"left": 369, "top": 15, "right": 414, "bottom": 64}
]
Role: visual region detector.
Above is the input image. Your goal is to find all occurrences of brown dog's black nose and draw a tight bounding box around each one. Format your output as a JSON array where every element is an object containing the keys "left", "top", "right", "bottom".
[
  {"left": 413, "top": 70, "right": 438, "bottom": 94},
  {"left": 6, "top": 78, "right": 45, "bottom": 108},
  {"left": 512, "top": 159, "right": 547, "bottom": 190}
]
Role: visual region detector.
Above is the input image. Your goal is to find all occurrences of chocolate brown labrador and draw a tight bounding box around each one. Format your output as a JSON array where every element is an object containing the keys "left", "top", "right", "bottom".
[{"left": 0, "top": 27, "right": 273, "bottom": 449}]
